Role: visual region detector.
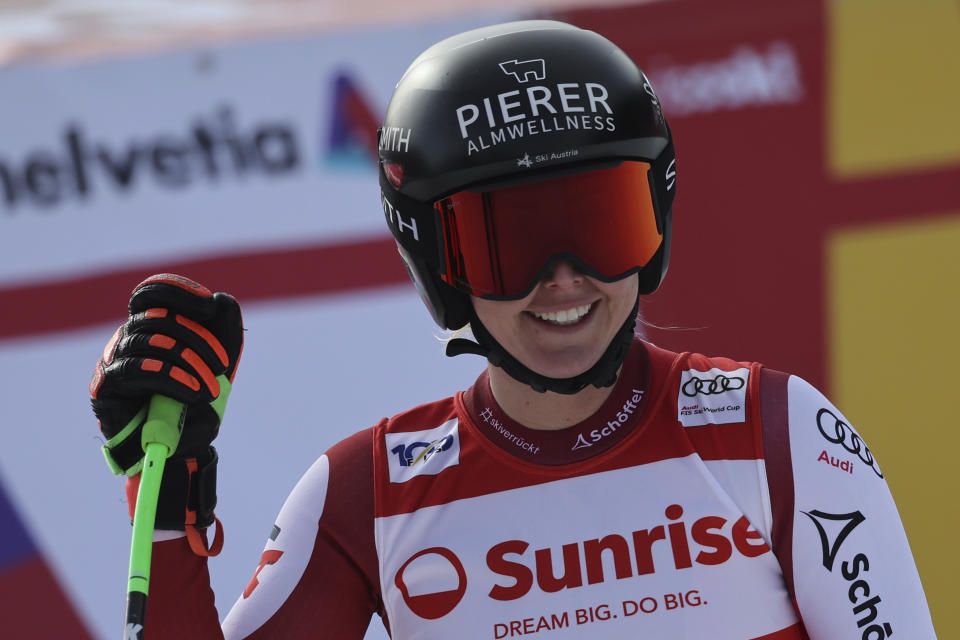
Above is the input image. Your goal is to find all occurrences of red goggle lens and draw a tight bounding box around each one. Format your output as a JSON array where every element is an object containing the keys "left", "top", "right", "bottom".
[{"left": 435, "top": 161, "right": 661, "bottom": 299}]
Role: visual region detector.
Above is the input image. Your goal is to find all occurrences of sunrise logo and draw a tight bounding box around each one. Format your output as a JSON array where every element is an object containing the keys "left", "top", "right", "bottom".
[
  {"left": 394, "top": 547, "right": 468, "bottom": 619},
  {"left": 324, "top": 71, "right": 380, "bottom": 169}
]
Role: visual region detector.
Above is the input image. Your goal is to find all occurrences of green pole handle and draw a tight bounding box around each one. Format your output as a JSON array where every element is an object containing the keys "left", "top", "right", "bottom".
[{"left": 124, "top": 395, "right": 185, "bottom": 639}]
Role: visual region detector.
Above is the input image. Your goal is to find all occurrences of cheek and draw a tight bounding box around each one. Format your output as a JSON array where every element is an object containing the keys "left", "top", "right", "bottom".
[
  {"left": 471, "top": 297, "right": 526, "bottom": 332},
  {"left": 471, "top": 297, "right": 494, "bottom": 328},
  {"left": 604, "top": 277, "right": 639, "bottom": 317}
]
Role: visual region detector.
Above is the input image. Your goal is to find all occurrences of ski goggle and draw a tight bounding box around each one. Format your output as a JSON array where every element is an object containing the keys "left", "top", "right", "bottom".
[{"left": 434, "top": 161, "right": 662, "bottom": 299}]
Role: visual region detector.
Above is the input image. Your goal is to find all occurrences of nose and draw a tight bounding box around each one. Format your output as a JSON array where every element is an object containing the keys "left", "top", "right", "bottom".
[{"left": 543, "top": 260, "right": 584, "bottom": 289}]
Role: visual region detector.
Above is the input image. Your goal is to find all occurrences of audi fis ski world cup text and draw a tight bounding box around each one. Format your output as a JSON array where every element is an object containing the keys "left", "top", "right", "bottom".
[
  {"left": 456, "top": 58, "right": 616, "bottom": 156},
  {"left": 677, "top": 368, "right": 750, "bottom": 427}
]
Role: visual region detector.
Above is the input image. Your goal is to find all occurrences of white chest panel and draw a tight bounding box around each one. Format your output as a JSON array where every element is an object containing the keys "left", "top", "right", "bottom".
[{"left": 376, "top": 455, "right": 798, "bottom": 640}]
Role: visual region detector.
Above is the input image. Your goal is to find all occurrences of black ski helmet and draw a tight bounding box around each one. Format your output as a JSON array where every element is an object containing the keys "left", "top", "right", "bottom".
[{"left": 378, "top": 20, "right": 676, "bottom": 393}]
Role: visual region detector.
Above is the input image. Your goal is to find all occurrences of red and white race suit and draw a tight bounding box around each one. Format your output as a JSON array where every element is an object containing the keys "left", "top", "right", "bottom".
[{"left": 144, "top": 339, "right": 936, "bottom": 639}]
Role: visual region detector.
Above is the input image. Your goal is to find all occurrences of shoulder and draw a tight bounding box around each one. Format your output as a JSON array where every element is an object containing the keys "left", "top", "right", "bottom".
[
  {"left": 324, "top": 392, "right": 461, "bottom": 459},
  {"left": 377, "top": 395, "right": 460, "bottom": 435},
  {"left": 325, "top": 426, "right": 375, "bottom": 469},
  {"left": 762, "top": 370, "right": 885, "bottom": 479},
  {"left": 643, "top": 343, "right": 834, "bottom": 423},
  {"left": 369, "top": 395, "right": 463, "bottom": 488},
  {"left": 755, "top": 368, "right": 856, "bottom": 448},
  {"left": 642, "top": 341, "right": 760, "bottom": 429},
  {"left": 318, "top": 396, "right": 461, "bottom": 479},
  {"left": 642, "top": 340, "right": 757, "bottom": 389}
]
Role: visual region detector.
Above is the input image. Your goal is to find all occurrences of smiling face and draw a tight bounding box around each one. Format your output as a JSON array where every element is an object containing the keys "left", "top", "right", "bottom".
[{"left": 471, "top": 261, "right": 639, "bottom": 379}]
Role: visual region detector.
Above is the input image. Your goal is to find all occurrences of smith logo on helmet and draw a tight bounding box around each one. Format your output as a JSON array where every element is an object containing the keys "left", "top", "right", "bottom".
[
  {"left": 381, "top": 193, "right": 419, "bottom": 242},
  {"left": 379, "top": 127, "right": 413, "bottom": 154},
  {"left": 456, "top": 76, "right": 617, "bottom": 156}
]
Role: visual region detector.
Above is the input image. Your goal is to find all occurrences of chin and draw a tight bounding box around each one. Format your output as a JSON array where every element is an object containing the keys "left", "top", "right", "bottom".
[{"left": 523, "top": 347, "right": 604, "bottom": 380}]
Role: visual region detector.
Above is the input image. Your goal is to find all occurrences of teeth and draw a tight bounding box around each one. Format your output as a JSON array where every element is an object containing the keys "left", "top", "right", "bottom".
[{"left": 532, "top": 304, "right": 592, "bottom": 325}]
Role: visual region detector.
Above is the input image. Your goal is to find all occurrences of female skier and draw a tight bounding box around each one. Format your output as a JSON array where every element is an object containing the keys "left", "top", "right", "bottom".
[{"left": 91, "top": 20, "right": 935, "bottom": 639}]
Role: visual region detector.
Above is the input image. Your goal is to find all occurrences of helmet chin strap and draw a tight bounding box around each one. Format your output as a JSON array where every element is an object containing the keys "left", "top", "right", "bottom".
[{"left": 445, "top": 293, "right": 640, "bottom": 395}]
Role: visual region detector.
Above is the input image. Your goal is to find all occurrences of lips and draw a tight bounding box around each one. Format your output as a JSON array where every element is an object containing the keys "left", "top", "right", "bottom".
[{"left": 527, "top": 302, "right": 596, "bottom": 326}]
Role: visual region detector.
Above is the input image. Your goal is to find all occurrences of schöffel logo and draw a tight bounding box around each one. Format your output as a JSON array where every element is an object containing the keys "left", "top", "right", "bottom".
[
  {"left": 572, "top": 389, "right": 644, "bottom": 450},
  {"left": 802, "top": 509, "right": 894, "bottom": 639},
  {"left": 499, "top": 59, "right": 546, "bottom": 83},
  {"left": 677, "top": 367, "right": 749, "bottom": 427},
  {"left": 803, "top": 509, "right": 864, "bottom": 571},
  {"left": 385, "top": 419, "right": 460, "bottom": 483},
  {"left": 816, "top": 408, "right": 883, "bottom": 478}
]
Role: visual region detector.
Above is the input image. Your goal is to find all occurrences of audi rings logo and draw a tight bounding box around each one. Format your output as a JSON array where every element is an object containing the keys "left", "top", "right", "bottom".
[
  {"left": 681, "top": 374, "right": 745, "bottom": 397},
  {"left": 678, "top": 367, "right": 749, "bottom": 427},
  {"left": 816, "top": 408, "right": 883, "bottom": 478},
  {"left": 395, "top": 547, "right": 468, "bottom": 619}
]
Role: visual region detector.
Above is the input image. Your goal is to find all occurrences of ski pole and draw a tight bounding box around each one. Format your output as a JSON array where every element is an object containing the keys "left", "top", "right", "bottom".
[{"left": 123, "top": 394, "right": 185, "bottom": 640}]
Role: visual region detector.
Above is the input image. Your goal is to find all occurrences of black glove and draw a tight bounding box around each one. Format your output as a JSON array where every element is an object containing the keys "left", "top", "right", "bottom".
[{"left": 91, "top": 273, "right": 243, "bottom": 553}]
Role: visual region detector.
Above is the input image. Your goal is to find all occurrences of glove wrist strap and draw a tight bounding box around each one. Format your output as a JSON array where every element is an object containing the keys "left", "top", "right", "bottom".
[
  {"left": 126, "top": 448, "right": 223, "bottom": 557},
  {"left": 186, "top": 516, "right": 224, "bottom": 557}
]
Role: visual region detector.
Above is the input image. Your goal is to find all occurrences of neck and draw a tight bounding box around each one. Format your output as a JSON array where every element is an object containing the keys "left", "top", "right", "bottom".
[{"left": 486, "top": 362, "right": 619, "bottom": 430}]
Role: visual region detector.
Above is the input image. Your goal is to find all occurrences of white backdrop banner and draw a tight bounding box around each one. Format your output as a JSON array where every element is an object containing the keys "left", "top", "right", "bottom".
[
  {"left": 0, "top": 10, "right": 520, "bottom": 639},
  {"left": 1, "top": 12, "right": 510, "bottom": 287}
]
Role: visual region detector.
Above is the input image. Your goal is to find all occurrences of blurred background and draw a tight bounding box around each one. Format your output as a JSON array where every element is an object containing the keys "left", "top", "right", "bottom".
[{"left": 0, "top": 0, "right": 957, "bottom": 637}]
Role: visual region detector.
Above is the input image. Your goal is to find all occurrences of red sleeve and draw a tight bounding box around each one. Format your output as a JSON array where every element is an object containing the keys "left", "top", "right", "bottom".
[
  {"left": 222, "top": 427, "right": 383, "bottom": 638},
  {"left": 759, "top": 367, "right": 796, "bottom": 599},
  {"left": 143, "top": 427, "right": 383, "bottom": 639},
  {"left": 760, "top": 370, "right": 937, "bottom": 638},
  {"left": 145, "top": 534, "right": 224, "bottom": 639}
]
